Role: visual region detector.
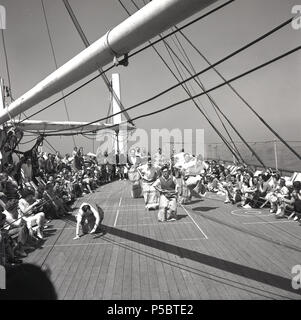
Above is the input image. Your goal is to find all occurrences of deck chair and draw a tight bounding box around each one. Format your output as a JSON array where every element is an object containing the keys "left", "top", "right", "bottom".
[
  {"left": 283, "top": 176, "right": 292, "bottom": 184},
  {"left": 282, "top": 172, "right": 301, "bottom": 187},
  {"left": 23, "top": 181, "right": 38, "bottom": 191},
  {"left": 230, "top": 166, "right": 238, "bottom": 175},
  {"left": 292, "top": 172, "right": 301, "bottom": 183},
  {"left": 259, "top": 176, "right": 276, "bottom": 208},
  {"left": 36, "top": 176, "right": 46, "bottom": 187},
  {"left": 260, "top": 198, "right": 269, "bottom": 209},
  {"left": 254, "top": 170, "right": 263, "bottom": 177}
]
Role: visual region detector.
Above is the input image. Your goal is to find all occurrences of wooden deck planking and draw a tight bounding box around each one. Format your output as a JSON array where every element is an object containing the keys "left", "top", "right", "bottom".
[
  {"left": 204, "top": 221, "right": 271, "bottom": 299},
  {"left": 199, "top": 199, "right": 301, "bottom": 269},
  {"left": 111, "top": 245, "right": 126, "bottom": 299},
  {"left": 187, "top": 204, "right": 277, "bottom": 295},
  {"left": 164, "top": 217, "right": 195, "bottom": 300},
  {"left": 154, "top": 222, "right": 182, "bottom": 299},
  {"left": 54, "top": 226, "right": 92, "bottom": 296},
  {"left": 147, "top": 221, "right": 168, "bottom": 300},
  {"left": 173, "top": 211, "right": 226, "bottom": 299},
  {"left": 160, "top": 217, "right": 197, "bottom": 300},
  {"left": 131, "top": 224, "right": 141, "bottom": 300},
  {"left": 83, "top": 239, "right": 109, "bottom": 300},
  {"left": 184, "top": 200, "right": 301, "bottom": 299},
  {"left": 92, "top": 242, "right": 114, "bottom": 300},
  {"left": 170, "top": 222, "right": 207, "bottom": 299},
  {"left": 121, "top": 241, "right": 133, "bottom": 300},
  {"left": 144, "top": 223, "right": 162, "bottom": 300},
  {"left": 44, "top": 229, "right": 77, "bottom": 288},
  {"left": 188, "top": 205, "right": 269, "bottom": 299},
  {"left": 171, "top": 218, "right": 208, "bottom": 298},
  {"left": 150, "top": 223, "right": 172, "bottom": 299},
  {"left": 170, "top": 214, "right": 222, "bottom": 298},
  {"left": 93, "top": 244, "right": 115, "bottom": 300},
  {"left": 189, "top": 234, "right": 237, "bottom": 300},
  {"left": 19, "top": 181, "right": 301, "bottom": 299},
  {"left": 61, "top": 237, "right": 93, "bottom": 299},
  {"left": 186, "top": 210, "right": 272, "bottom": 300},
  {"left": 72, "top": 241, "right": 102, "bottom": 300},
  {"left": 101, "top": 244, "right": 120, "bottom": 300},
  {"left": 52, "top": 241, "right": 84, "bottom": 299},
  {"left": 138, "top": 224, "right": 152, "bottom": 300},
  {"left": 65, "top": 241, "right": 96, "bottom": 299}
]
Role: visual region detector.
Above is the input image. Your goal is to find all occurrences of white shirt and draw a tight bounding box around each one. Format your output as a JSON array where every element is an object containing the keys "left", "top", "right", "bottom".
[
  {"left": 77, "top": 202, "right": 101, "bottom": 225},
  {"left": 3, "top": 209, "right": 23, "bottom": 230},
  {"left": 21, "top": 163, "right": 32, "bottom": 182},
  {"left": 18, "top": 198, "right": 31, "bottom": 217}
]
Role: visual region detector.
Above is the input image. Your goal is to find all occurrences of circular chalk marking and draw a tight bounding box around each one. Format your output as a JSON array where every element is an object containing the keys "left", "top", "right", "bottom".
[{"left": 231, "top": 209, "right": 273, "bottom": 217}]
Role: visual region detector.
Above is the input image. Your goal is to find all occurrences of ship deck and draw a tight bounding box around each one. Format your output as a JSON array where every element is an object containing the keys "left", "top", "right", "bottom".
[{"left": 24, "top": 180, "right": 301, "bottom": 300}]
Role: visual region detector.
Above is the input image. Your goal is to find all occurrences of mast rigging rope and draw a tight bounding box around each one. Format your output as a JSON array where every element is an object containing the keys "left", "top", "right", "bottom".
[
  {"left": 19, "top": 0, "right": 236, "bottom": 123},
  {"left": 40, "top": 0, "right": 76, "bottom": 148},
  {"left": 168, "top": 32, "right": 245, "bottom": 163},
  {"left": 20, "top": 16, "right": 295, "bottom": 132},
  {"left": 42, "top": 45, "right": 301, "bottom": 138}
]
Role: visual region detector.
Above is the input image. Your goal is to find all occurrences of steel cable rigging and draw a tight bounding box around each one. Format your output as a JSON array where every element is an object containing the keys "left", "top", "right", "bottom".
[
  {"left": 15, "top": 0, "right": 300, "bottom": 165},
  {"left": 40, "top": 0, "right": 76, "bottom": 148},
  {"left": 167, "top": 33, "right": 246, "bottom": 163},
  {"left": 18, "top": 0, "right": 236, "bottom": 124},
  {"left": 30, "top": 16, "right": 296, "bottom": 136},
  {"left": 41, "top": 45, "right": 301, "bottom": 138}
]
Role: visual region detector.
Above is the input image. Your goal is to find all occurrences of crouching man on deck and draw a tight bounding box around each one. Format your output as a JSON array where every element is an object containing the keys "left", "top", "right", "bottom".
[
  {"left": 153, "top": 165, "right": 179, "bottom": 222},
  {"left": 73, "top": 203, "right": 104, "bottom": 240}
]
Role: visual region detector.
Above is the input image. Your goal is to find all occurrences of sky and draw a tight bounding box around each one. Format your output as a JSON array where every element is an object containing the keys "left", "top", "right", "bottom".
[{"left": 0, "top": 0, "right": 300, "bottom": 160}]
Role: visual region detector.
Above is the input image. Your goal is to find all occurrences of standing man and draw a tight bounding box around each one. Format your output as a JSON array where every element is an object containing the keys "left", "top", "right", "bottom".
[
  {"left": 72, "top": 147, "right": 82, "bottom": 172},
  {"left": 138, "top": 158, "right": 159, "bottom": 210},
  {"left": 153, "top": 148, "right": 166, "bottom": 170},
  {"left": 73, "top": 203, "right": 104, "bottom": 239},
  {"left": 153, "top": 165, "right": 179, "bottom": 222},
  {"left": 21, "top": 158, "right": 33, "bottom": 184}
]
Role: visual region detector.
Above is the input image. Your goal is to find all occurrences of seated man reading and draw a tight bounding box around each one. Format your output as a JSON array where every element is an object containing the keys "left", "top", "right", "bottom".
[
  {"left": 18, "top": 189, "right": 46, "bottom": 240},
  {"left": 74, "top": 203, "right": 104, "bottom": 239}
]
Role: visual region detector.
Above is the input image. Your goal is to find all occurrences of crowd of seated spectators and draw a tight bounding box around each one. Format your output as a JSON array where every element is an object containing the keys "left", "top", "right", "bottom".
[
  {"left": 1, "top": 146, "right": 300, "bottom": 268},
  {"left": 125, "top": 148, "right": 301, "bottom": 227},
  {"left": 0, "top": 147, "right": 122, "bottom": 266},
  {"left": 196, "top": 159, "right": 301, "bottom": 224}
]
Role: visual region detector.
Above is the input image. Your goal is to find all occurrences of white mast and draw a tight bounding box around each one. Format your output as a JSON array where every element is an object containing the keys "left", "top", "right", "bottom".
[
  {"left": 0, "top": 0, "right": 217, "bottom": 125},
  {"left": 0, "top": 78, "right": 5, "bottom": 110},
  {"left": 10, "top": 119, "right": 134, "bottom": 132},
  {"left": 112, "top": 73, "right": 122, "bottom": 156}
]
